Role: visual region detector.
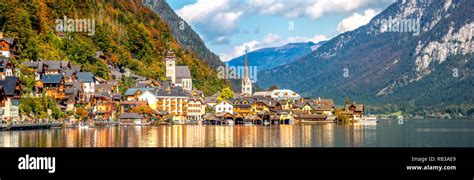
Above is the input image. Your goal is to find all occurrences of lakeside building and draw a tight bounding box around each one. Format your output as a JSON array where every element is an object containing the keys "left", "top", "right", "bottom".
[
  {"left": 344, "top": 103, "right": 365, "bottom": 121},
  {"left": 155, "top": 86, "right": 189, "bottom": 123},
  {"left": 0, "top": 76, "right": 21, "bottom": 121},
  {"left": 187, "top": 98, "right": 205, "bottom": 121},
  {"left": 215, "top": 99, "right": 233, "bottom": 114}
]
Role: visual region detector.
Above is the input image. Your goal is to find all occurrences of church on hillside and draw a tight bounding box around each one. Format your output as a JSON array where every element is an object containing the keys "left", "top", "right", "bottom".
[{"left": 164, "top": 50, "right": 192, "bottom": 91}]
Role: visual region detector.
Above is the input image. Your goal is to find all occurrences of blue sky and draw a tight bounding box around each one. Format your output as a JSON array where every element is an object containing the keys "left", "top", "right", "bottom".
[{"left": 167, "top": 0, "right": 395, "bottom": 61}]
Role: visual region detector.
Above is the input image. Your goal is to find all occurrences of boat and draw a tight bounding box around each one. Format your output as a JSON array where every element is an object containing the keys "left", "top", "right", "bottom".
[
  {"left": 263, "top": 121, "right": 270, "bottom": 126},
  {"left": 226, "top": 120, "right": 235, "bottom": 126},
  {"left": 78, "top": 124, "right": 89, "bottom": 129},
  {"left": 243, "top": 122, "right": 254, "bottom": 126},
  {"left": 361, "top": 115, "right": 378, "bottom": 125}
]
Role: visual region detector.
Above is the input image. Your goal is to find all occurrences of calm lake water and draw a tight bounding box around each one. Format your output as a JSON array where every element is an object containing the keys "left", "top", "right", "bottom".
[{"left": 1, "top": 119, "right": 473, "bottom": 147}]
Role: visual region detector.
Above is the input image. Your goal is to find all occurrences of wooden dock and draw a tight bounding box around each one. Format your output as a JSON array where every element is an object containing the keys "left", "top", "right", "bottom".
[{"left": 0, "top": 123, "right": 63, "bottom": 131}]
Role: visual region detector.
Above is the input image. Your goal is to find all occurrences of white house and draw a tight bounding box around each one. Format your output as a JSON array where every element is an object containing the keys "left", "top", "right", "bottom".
[
  {"left": 187, "top": 98, "right": 205, "bottom": 121},
  {"left": 0, "top": 77, "right": 21, "bottom": 121},
  {"left": 215, "top": 99, "right": 233, "bottom": 114},
  {"left": 271, "top": 89, "right": 301, "bottom": 100},
  {"left": 76, "top": 72, "right": 95, "bottom": 94},
  {"left": 138, "top": 90, "right": 158, "bottom": 110}
]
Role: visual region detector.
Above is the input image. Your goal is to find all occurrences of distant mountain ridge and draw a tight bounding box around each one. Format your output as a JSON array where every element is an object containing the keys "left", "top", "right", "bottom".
[
  {"left": 258, "top": 0, "right": 473, "bottom": 116},
  {"left": 227, "top": 41, "right": 325, "bottom": 72}
]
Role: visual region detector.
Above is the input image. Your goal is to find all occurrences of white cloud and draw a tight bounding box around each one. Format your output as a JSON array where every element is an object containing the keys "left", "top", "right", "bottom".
[
  {"left": 219, "top": 33, "right": 328, "bottom": 61},
  {"left": 176, "top": 0, "right": 390, "bottom": 45},
  {"left": 287, "top": 34, "right": 328, "bottom": 44},
  {"left": 305, "top": 0, "right": 371, "bottom": 19},
  {"left": 176, "top": 0, "right": 242, "bottom": 44},
  {"left": 176, "top": 0, "right": 230, "bottom": 24},
  {"left": 336, "top": 9, "right": 380, "bottom": 33},
  {"left": 247, "top": 0, "right": 381, "bottom": 19}
]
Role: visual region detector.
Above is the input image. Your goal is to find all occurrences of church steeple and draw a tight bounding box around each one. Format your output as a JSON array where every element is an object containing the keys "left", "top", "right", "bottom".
[{"left": 241, "top": 47, "right": 252, "bottom": 96}]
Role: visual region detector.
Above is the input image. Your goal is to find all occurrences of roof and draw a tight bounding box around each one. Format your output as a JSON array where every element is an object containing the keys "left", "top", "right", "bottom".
[
  {"left": 71, "top": 65, "right": 81, "bottom": 72},
  {"left": 294, "top": 113, "right": 326, "bottom": 119},
  {"left": 0, "top": 37, "right": 14, "bottom": 45},
  {"left": 119, "top": 113, "right": 144, "bottom": 119},
  {"left": 203, "top": 113, "right": 217, "bottom": 120},
  {"left": 62, "top": 69, "right": 75, "bottom": 77},
  {"left": 94, "top": 94, "right": 113, "bottom": 101},
  {"left": 253, "top": 91, "right": 272, "bottom": 97},
  {"left": 24, "top": 61, "right": 44, "bottom": 73},
  {"left": 64, "top": 88, "right": 79, "bottom": 97},
  {"left": 314, "top": 98, "right": 335, "bottom": 108},
  {"left": 0, "top": 76, "right": 19, "bottom": 96},
  {"left": 155, "top": 87, "right": 188, "bottom": 97},
  {"left": 124, "top": 88, "right": 155, "bottom": 96},
  {"left": 95, "top": 84, "right": 113, "bottom": 94},
  {"left": 175, "top": 66, "right": 191, "bottom": 78},
  {"left": 76, "top": 72, "right": 94, "bottom": 83},
  {"left": 44, "top": 61, "right": 61, "bottom": 70},
  {"left": 344, "top": 103, "right": 364, "bottom": 112},
  {"left": 41, "top": 74, "right": 63, "bottom": 84},
  {"left": 106, "top": 80, "right": 119, "bottom": 86},
  {"left": 230, "top": 98, "right": 254, "bottom": 107}
]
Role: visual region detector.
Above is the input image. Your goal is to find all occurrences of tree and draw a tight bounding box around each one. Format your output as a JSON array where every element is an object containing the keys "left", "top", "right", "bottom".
[
  {"left": 75, "top": 107, "right": 88, "bottom": 121},
  {"left": 344, "top": 96, "right": 352, "bottom": 105},
  {"left": 130, "top": 105, "right": 154, "bottom": 116},
  {"left": 217, "top": 87, "right": 234, "bottom": 102},
  {"left": 267, "top": 85, "right": 279, "bottom": 91}
]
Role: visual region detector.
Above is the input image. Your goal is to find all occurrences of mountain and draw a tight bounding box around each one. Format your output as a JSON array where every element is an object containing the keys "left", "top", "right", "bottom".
[
  {"left": 258, "top": 0, "right": 473, "bottom": 116},
  {"left": 142, "top": 0, "right": 224, "bottom": 69},
  {"left": 227, "top": 42, "right": 326, "bottom": 72},
  {"left": 0, "top": 0, "right": 226, "bottom": 95}
]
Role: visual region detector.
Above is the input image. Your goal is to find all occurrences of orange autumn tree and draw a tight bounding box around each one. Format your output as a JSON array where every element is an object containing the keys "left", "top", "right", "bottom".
[
  {"left": 75, "top": 107, "right": 88, "bottom": 121},
  {"left": 130, "top": 105, "right": 154, "bottom": 116}
]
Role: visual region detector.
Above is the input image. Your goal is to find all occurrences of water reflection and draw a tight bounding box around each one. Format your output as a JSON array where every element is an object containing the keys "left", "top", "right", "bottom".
[{"left": 1, "top": 119, "right": 474, "bottom": 147}]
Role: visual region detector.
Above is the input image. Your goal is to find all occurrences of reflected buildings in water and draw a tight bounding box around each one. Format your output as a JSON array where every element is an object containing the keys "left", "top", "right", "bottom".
[{"left": 1, "top": 119, "right": 474, "bottom": 147}]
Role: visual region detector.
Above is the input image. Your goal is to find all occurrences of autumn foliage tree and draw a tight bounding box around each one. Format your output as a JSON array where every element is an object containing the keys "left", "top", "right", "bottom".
[
  {"left": 130, "top": 105, "right": 154, "bottom": 116},
  {"left": 75, "top": 107, "right": 88, "bottom": 121}
]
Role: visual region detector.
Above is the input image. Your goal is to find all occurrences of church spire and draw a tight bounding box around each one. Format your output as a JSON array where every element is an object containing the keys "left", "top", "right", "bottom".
[
  {"left": 244, "top": 48, "right": 249, "bottom": 80},
  {"left": 241, "top": 47, "right": 252, "bottom": 96}
]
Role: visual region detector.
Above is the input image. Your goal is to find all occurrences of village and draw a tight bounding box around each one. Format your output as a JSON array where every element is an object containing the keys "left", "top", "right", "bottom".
[{"left": 0, "top": 33, "right": 368, "bottom": 129}]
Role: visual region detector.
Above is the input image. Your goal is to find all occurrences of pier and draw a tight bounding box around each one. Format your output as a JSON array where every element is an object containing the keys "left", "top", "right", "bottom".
[{"left": 0, "top": 123, "right": 63, "bottom": 131}]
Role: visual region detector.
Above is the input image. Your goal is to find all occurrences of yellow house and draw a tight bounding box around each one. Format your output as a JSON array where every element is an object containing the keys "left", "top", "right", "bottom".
[
  {"left": 250, "top": 101, "right": 271, "bottom": 114},
  {"left": 232, "top": 98, "right": 253, "bottom": 115}
]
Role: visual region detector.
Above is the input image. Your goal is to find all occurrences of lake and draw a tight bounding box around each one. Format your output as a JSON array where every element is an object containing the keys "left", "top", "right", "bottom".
[{"left": 1, "top": 119, "right": 473, "bottom": 147}]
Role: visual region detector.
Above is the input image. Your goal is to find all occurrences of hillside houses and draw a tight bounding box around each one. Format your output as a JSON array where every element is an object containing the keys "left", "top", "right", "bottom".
[{"left": 0, "top": 45, "right": 350, "bottom": 125}]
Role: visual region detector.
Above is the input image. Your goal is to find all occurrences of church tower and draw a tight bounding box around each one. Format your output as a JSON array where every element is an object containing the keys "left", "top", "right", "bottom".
[
  {"left": 241, "top": 49, "right": 252, "bottom": 95},
  {"left": 165, "top": 50, "right": 176, "bottom": 84}
]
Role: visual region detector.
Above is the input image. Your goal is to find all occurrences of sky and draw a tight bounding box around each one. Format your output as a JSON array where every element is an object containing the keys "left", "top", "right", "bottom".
[{"left": 166, "top": 0, "right": 395, "bottom": 62}]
